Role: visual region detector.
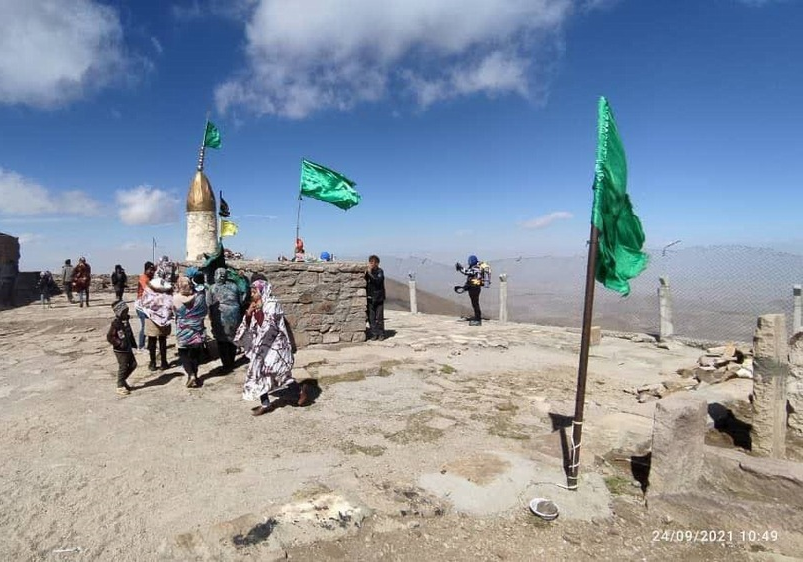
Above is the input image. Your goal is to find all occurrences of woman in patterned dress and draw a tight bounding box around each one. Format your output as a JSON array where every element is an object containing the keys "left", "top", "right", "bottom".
[{"left": 234, "top": 280, "right": 307, "bottom": 416}]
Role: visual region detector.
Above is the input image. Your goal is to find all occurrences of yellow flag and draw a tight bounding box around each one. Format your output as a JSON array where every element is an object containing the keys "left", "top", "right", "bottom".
[{"left": 220, "top": 219, "right": 238, "bottom": 237}]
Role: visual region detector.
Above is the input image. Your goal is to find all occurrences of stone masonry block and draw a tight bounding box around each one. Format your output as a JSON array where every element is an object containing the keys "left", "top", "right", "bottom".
[
  {"left": 590, "top": 326, "right": 601, "bottom": 346},
  {"left": 649, "top": 395, "right": 708, "bottom": 496},
  {"left": 752, "top": 314, "right": 788, "bottom": 458}
]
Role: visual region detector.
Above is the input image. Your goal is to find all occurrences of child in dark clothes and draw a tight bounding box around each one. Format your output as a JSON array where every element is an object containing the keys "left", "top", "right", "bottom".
[{"left": 107, "top": 300, "right": 138, "bottom": 395}]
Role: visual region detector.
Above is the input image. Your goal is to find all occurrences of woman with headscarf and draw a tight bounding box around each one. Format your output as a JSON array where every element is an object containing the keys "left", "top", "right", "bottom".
[
  {"left": 140, "top": 271, "right": 173, "bottom": 371},
  {"left": 173, "top": 275, "right": 208, "bottom": 388},
  {"left": 234, "top": 280, "right": 307, "bottom": 416},
  {"left": 72, "top": 257, "right": 92, "bottom": 307},
  {"left": 206, "top": 267, "right": 244, "bottom": 372}
]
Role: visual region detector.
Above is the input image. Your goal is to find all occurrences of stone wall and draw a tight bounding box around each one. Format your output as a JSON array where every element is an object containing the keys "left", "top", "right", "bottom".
[
  {"left": 225, "top": 260, "right": 367, "bottom": 348},
  {"left": 0, "top": 233, "right": 20, "bottom": 264},
  {"left": 180, "top": 260, "right": 367, "bottom": 348}
]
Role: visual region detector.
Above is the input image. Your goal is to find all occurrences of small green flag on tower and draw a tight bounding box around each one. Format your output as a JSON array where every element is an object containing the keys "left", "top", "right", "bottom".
[{"left": 204, "top": 121, "right": 222, "bottom": 149}]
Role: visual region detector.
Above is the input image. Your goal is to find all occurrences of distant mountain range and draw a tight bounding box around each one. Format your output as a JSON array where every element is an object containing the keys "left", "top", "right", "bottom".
[{"left": 352, "top": 245, "right": 803, "bottom": 343}]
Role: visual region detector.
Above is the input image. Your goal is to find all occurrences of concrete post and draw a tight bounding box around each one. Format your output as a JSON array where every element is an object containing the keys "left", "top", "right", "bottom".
[
  {"left": 658, "top": 277, "right": 674, "bottom": 341},
  {"left": 751, "top": 314, "right": 789, "bottom": 459},
  {"left": 408, "top": 273, "right": 417, "bottom": 315},
  {"left": 788, "top": 333, "right": 803, "bottom": 438},
  {"left": 794, "top": 284, "right": 802, "bottom": 334},
  {"left": 649, "top": 395, "right": 708, "bottom": 496},
  {"left": 499, "top": 274, "right": 508, "bottom": 324}
]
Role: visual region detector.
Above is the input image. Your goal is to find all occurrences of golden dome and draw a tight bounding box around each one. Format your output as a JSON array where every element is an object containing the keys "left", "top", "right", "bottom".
[{"left": 186, "top": 170, "right": 216, "bottom": 212}]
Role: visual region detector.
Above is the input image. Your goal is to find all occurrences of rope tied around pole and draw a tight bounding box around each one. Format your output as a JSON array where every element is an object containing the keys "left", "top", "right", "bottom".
[{"left": 566, "top": 420, "right": 583, "bottom": 490}]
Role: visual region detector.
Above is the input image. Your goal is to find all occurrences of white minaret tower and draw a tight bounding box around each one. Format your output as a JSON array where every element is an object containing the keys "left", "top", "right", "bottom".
[{"left": 185, "top": 142, "right": 218, "bottom": 261}]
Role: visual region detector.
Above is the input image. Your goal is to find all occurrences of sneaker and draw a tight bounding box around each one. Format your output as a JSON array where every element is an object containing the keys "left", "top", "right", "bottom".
[
  {"left": 468, "top": 320, "right": 481, "bottom": 326},
  {"left": 116, "top": 386, "right": 130, "bottom": 396},
  {"left": 148, "top": 362, "right": 157, "bottom": 372}
]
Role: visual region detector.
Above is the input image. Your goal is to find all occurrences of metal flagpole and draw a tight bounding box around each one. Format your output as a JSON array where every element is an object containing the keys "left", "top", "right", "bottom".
[
  {"left": 567, "top": 222, "right": 600, "bottom": 490},
  {"left": 152, "top": 238, "right": 156, "bottom": 263},
  {"left": 295, "top": 159, "right": 304, "bottom": 254},
  {"left": 218, "top": 190, "right": 223, "bottom": 246},
  {"left": 295, "top": 194, "right": 303, "bottom": 250},
  {"left": 198, "top": 111, "right": 210, "bottom": 172}
]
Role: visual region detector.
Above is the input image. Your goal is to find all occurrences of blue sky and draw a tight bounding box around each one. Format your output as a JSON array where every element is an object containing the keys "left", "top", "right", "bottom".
[{"left": 1, "top": 0, "right": 801, "bottom": 273}]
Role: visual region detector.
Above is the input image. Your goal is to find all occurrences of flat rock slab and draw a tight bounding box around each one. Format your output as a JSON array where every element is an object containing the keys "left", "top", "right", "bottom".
[
  {"left": 166, "top": 493, "right": 370, "bottom": 560},
  {"left": 418, "top": 450, "right": 611, "bottom": 520}
]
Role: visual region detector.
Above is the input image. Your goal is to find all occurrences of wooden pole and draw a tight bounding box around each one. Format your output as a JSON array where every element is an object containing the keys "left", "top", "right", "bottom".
[{"left": 567, "top": 223, "right": 600, "bottom": 490}]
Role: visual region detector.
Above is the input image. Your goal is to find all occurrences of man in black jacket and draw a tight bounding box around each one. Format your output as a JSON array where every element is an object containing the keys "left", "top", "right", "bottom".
[
  {"left": 365, "top": 255, "right": 385, "bottom": 341},
  {"left": 111, "top": 264, "right": 127, "bottom": 302}
]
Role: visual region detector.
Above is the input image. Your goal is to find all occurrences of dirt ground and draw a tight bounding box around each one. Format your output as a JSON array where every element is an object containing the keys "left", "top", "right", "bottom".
[{"left": 1, "top": 293, "right": 801, "bottom": 561}]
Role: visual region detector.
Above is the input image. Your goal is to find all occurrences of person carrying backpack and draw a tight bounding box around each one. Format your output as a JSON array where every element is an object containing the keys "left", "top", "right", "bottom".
[
  {"left": 456, "top": 255, "right": 485, "bottom": 326},
  {"left": 37, "top": 271, "right": 56, "bottom": 308}
]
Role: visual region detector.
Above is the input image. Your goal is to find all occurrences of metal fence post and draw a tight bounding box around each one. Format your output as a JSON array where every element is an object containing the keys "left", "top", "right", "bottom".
[
  {"left": 794, "top": 284, "right": 802, "bottom": 334},
  {"left": 408, "top": 272, "right": 417, "bottom": 314},
  {"left": 658, "top": 276, "right": 674, "bottom": 341},
  {"left": 499, "top": 274, "right": 508, "bottom": 324}
]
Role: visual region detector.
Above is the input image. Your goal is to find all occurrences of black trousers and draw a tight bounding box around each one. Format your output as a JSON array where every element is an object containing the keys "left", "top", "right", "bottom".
[
  {"left": 218, "top": 341, "right": 237, "bottom": 370},
  {"left": 178, "top": 346, "right": 202, "bottom": 378},
  {"left": 367, "top": 299, "right": 384, "bottom": 337},
  {"left": 115, "top": 351, "right": 137, "bottom": 386},
  {"left": 467, "top": 286, "right": 482, "bottom": 321},
  {"left": 114, "top": 288, "right": 124, "bottom": 301},
  {"left": 147, "top": 335, "right": 168, "bottom": 366}
]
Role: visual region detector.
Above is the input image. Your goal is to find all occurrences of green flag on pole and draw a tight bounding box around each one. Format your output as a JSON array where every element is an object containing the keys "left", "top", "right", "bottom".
[
  {"left": 204, "top": 121, "right": 222, "bottom": 149},
  {"left": 591, "top": 97, "right": 648, "bottom": 296},
  {"left": 299, "top": 159, "right": 361, "bottom": 210}
]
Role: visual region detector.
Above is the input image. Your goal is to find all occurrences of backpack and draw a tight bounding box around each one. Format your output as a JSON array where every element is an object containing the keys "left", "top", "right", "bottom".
[{"left": 479, "top": 262, "right": 491, "bottom": 288}]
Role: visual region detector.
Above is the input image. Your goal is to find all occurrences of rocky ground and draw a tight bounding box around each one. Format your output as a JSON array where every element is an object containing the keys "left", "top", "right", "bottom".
[{"left": 0, "top": 293, "right": 801, "bottom": 561}]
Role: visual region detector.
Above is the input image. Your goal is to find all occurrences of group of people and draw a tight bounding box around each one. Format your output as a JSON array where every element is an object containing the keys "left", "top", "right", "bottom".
[
  {"left": 104, "top": 251, "right": 479, "bottom": 412},
  {"left": 277, "top": 238, "right": 335, "bottom": 263},
  {"left": 107, "top": 256, "right": 310, "bottom": 414},
  {"left": 52, "top": 257, "right": 94, "bottom": 307}
]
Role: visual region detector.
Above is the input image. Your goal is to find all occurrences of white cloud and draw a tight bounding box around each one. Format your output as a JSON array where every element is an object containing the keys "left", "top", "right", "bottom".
[
  {"left": 151, "top": 37, "right": 164, "bottom": 55},
  {"left": 0, "top": 0, "right": 133, "bottom": 108},
  {"left": 520, "top": 211, "right": 573, "bottom": 229},
  {"left": 120, "top": 241, "right": 148, "bottom": 251},
  {"left": 404, "top": 51, "right": 530, "bottom": 107},
  {"left": 17, "top": 233, "right": 45, "bottom": 244},
  {"left": 117, "top": 186, "right": 180, "bottom": 226},
  {"left": 171, "top": 0, "right": 256, "bottom": 21},
  {"left": 171, "top": 1, "right": 203, "bottom": 20},
  {"left": 215, "top": 0, "right": 572, "bottom": 118},
  {"left": 0, "top": 168, "right": 103, "bottom": 216},
  {"left": 580, "top": 0, "right": 621, "bottom": 11}
]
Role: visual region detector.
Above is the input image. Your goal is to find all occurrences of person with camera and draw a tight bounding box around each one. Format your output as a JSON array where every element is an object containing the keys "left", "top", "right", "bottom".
[{"left": 455, "top": 255, "right": 483, "bottom": 326}]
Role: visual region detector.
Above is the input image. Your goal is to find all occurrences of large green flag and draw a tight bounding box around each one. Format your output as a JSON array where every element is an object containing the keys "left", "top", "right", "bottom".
[
  {"left": 299, "top": 159, "right": 361, "bottom": 210},
  {"left": 591, "top": 97, "right": 648, "bottom": 296},
  {"left": 204, "top": 121, "right": 222, "bottom": 149}
]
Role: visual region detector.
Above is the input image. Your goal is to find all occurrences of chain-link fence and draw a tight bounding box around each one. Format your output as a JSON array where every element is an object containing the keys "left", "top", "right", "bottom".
[
  {"left": 384, "top": 246, "right": 803, "bottom": 345},
  {"left": 658, "top": 246, "right": 803, "bottom": 344}
]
